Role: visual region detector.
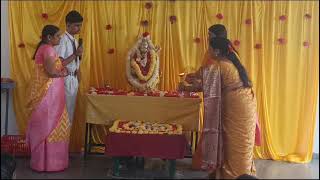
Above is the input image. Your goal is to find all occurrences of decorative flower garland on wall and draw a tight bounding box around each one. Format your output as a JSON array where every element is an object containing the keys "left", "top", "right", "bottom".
[{"left": 126, "top": 32, "right": 160, "bottom": 91}]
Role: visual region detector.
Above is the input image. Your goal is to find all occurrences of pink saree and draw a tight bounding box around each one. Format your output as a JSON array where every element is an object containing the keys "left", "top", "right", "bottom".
[{"left": 26, "top": 44, "right": 70, "bottom": 172}]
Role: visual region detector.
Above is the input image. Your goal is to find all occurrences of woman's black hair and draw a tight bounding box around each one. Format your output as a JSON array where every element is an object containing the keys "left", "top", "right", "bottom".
[
  {"left": 208, "top": 24, "right": 227, "bottom": 38},
  {"left": 32, "top": 25, "right": 60, "bottom": 60},
  {"left": 208, "top": 24, "right": 239, "bottom": 55},
  {"left": 210, "top": 37, "right": 252, "bottom": 87}
]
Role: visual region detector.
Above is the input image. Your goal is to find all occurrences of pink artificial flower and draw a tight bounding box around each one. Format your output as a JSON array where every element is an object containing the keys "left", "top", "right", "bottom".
[
  {"left": 216, "top": 13, "right": 224, "bottom": 20},
  {"left": 233, "top": 40, "right": 240, "bottom": 46}
]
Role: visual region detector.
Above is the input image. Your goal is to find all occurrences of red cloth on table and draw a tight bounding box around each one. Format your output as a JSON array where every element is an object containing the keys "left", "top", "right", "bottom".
[{"left": 105, "top": 133, "right": 188, "bottom": 159}]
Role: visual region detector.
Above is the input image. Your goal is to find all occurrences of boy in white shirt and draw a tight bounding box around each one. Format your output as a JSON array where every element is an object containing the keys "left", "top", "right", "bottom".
[{"left": 55, "top": 10, "right": 83, "bottom": 125}]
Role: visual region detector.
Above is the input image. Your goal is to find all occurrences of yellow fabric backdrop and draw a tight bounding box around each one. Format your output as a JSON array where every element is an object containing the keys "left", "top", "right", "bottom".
[{"left": 9, "top": 1, "right": 319, "bottom": 163}]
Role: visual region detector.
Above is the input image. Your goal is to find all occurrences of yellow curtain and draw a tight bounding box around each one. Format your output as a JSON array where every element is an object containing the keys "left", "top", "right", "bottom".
[{"left": 9, "top": 1, "right": 319, "bottom": 163}]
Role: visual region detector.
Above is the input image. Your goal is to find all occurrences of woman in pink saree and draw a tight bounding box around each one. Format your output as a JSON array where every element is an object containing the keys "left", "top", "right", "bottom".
[
  {"left": 26, "top": 25, "right": 70, "bottom": 172},
  {"left": 179, "top": 36, "right": 258, "bottom": 179}
]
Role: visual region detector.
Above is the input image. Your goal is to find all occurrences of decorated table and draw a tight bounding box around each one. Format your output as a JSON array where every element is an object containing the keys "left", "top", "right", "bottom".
[
  {"left": 105, "top": 120, "right": 188, "bottom": 177},
  {"left": 84, "top": 87, "right": 202, "bottom": 158}
]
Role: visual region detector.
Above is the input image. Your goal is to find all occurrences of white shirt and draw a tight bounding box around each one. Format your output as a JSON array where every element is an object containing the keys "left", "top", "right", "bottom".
[
  {"left": 55, "top": 31, "right": 80, "bottom": 72},
  {"left": 54, "top": 31, "right": 80, "bottom": 95}
]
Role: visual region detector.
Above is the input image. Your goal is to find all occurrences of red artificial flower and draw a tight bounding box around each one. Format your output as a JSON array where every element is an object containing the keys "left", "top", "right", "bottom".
[
  {"left": 41, "top": 13, "right": 48, "bottom": 20},
  {"left": 169, "top": 16, "right": 177, "bottom": 24},
  {"left": 303, "top": 41, "right": 310, "bottom": 47},
  {"left": 233, "top": 40, "right": 240, "bottom": 46},
  {"left": 279, "top": 15, "right": 287, "bottom": 21},
  {"left": 194, "top": 37, "right": 201, "bottom": 43},
  {"left": 18, "top": 43, "right": 25, "bottom": 48},
  {"left": 108, "top": 48, "right": 115, "bottom": 54},
  {"left": 145, "top": 2, "right": 152, "bottom": 9},
  {"left": 141, "top": 20, "right": 149, "bottom": 27},
  {"left": 216, "top": 13, "right": 224, "bottom": 20},
  {"left": 255, "top": 43, "right": 262, "bottom": 49},
  {"left": 106, "top": 24, "right": 112, "bottom": 30},
  {"left": 277, "top": 38, "right": 286, "bottom": 44},
  {"left": 143, "top": 32, "right": 150, "bottom": 37},
  {"left": 245, "top": 18, "right": 252, "bottom": 25},
  {"left": 304, "top": 13, "right": 312, "bottom": 19}
]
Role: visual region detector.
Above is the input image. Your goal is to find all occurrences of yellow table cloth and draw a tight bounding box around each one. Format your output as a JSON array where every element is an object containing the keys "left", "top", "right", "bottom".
[{"left": 85, "top": 94, "right": 201, "bottom": 131}]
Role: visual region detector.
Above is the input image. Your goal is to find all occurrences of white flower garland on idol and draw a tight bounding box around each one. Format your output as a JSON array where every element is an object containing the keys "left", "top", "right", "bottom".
[{"left": 126, "top": 32, "right": 160, "bottom": 91}]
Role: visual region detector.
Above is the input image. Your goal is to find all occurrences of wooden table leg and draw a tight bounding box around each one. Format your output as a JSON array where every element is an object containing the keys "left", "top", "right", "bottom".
[
  {"left": 84, "top": 123, "right": 89, "bottom": 159},
  {"left": 190, "top": 131, "right": 194, "bottom": 154},
  {"left": 168, "top": 159, "right": 176, "bottom": 178},
  {"left": 136, "top": 157, "right": 145, "bottom": 169},
  {"left": 5, "top": 89, "right": 9, "bottom": 135},
  {"left": 88, "top": 124, "right": 92, "bottom": 154},
  {"left": 113, "top": 157, "right": 120, "bottom": 176},
  {"left": 195, "top": 131, "right": 198, "bottom": 151}
]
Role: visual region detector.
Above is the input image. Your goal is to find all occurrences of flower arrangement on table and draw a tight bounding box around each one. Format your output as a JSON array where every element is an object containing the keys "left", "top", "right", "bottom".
[
  {"left": 109, "top": 120, "right": 183, "bottom": 135},
  {"left": 88, "top": 86, "right": 199, "bottom": 98}
]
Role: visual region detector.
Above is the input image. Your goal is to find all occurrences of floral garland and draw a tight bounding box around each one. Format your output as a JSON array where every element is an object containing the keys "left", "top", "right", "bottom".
[
  {"left": 126, "top": 32, "right": 160, "bottom": 91},
  {"left": 130, "top": 50, "right": 157, "bottom": 81},
  {"left": 109, "top": 120, "right": 183, "bottom": 135}
]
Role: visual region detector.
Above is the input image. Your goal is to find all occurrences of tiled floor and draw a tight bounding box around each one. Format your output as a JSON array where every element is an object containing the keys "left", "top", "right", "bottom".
[{"left": 14, "top": 154, "right": 319, "bottom": 179}]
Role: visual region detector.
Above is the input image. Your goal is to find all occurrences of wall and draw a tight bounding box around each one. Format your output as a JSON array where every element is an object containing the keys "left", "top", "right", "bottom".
[
  {"left": 1, "top": 0, "right": 18, "bottom": 135},
  {"left": 313, "top": 91, "right": 319, "bottom": 155}
]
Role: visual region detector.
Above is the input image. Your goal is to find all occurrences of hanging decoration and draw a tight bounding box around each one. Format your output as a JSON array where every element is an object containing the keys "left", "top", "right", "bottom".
[
  {"left": 233, "top": 40, "right": 240, "bottom": 46},
  {"left": 304, "top": 13, "right": 312, "bottom": 19},
  {"left": 303, "top": 41, "right": 310, "bottom": 47},
  {"left": 255, "top": 43, "right": 262, "bottom": 49},
  {"left": 141, "top": 20, "right": 149, "bottom": 27},
  {"left": 245, "top": 18, "right": 252, "bottom": 25},
  {"left": 41, "top": 13, "right": 48, "bottom": 20},
  {"left": 18, "top": 43, "right": 25, "bottom": 48},
  {"left": 277, "top": 38, "right": 286, "bottom": 45},
  {"left": 145, "top": 2, "right": 153, "bottom": 10},
  {"left": 279, "top": 15, "right": 287, "bottom": 21},
  {"left": 194, "top": 37, "right": 201, "bottom": 43},
  {"left": 169, "top": 15, "right": 177, "bottom": 24},
  {"left": 108, "top": 48, "right": 115, "bottom": 54},
  {"left": 216, "top": 13, "right": 224, "bottom": 20},
  {"left": 106, "top": 24, "right": 112, "bottom": 30}
]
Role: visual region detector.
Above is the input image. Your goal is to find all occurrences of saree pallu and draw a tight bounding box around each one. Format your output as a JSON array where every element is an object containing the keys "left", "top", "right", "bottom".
[
  {"left": 26, "top": 61, "right": 70, "bottom": 172},
  {"left": 191, "top": 64, "right": 223, "bottom": 174}
]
